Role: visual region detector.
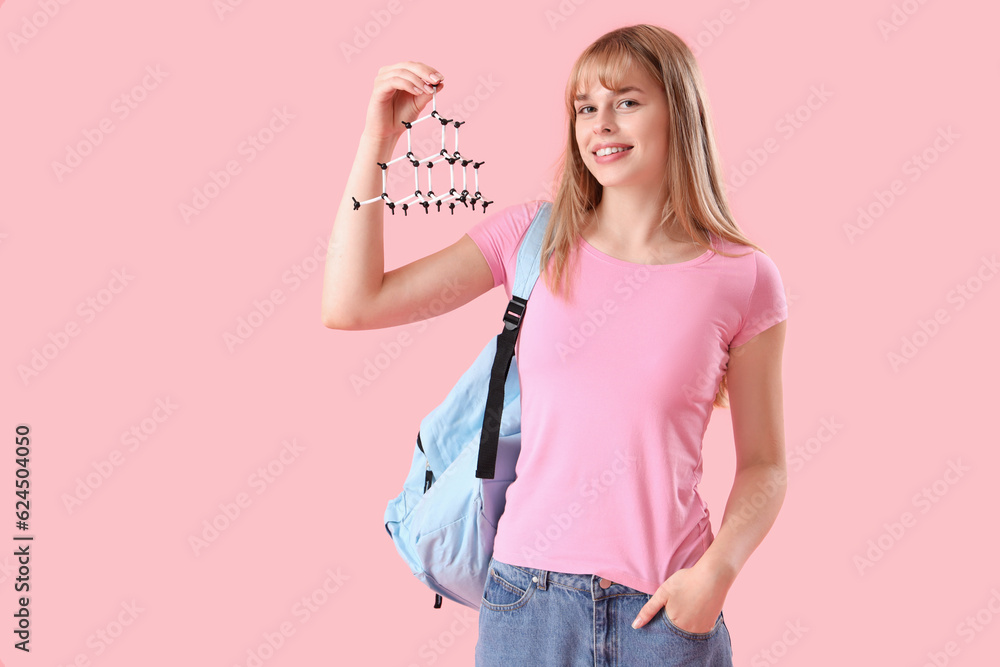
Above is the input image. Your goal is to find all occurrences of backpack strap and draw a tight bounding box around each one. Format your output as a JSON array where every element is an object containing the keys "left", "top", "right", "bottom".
[
  {"left": 476, "top": 201, "right": 553, "bottom": 479},
  {"left": 511, "top": 203, "right": 551, "bottom": 301}
]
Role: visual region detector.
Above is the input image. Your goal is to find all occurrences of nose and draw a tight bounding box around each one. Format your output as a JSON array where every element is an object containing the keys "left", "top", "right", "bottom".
[{"left": 593, "top": 106, "right": 616, "bottom": 134}]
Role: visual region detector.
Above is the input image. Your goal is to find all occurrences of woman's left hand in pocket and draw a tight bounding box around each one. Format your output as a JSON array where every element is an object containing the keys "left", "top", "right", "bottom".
[{"left": 630, "top": 561, "right": 731, "bottom": 633}]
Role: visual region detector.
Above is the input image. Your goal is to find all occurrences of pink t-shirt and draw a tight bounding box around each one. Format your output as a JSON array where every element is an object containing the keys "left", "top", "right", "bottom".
[{"left": 465, "top": 199, "right": 788, "bottom": 596}]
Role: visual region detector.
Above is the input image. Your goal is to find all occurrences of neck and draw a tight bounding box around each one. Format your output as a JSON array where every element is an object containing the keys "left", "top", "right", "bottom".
[{"left": 589, "top": 186, "right": 696, "bottom": 248}]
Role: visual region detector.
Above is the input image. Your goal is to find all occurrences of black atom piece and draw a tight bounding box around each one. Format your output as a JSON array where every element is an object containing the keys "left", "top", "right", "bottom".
[
  {"left": 401, "top": 203, "right": 409, "bottom": 216},
  {"left": 472, "top": 199, "right": 477, "bottom": 210},
  {"left": 377, "top": 162, "right": 388, "bottom": 170},
  {"left": 481, "top": 199, "right": 494, "bottom": 213},
  {"left": 474, "top": 161, "right": 485, "bottom": 169},
  {"left": 401, "top": 121, "right": 412, "bottom": 129},
  {"left": 449, "top": 202, "right": 456, "bottom": 214},
  {"left": 351, "top": 197, "right": 360, "bottom": 210},
  {"left": 445, "top": 156, "right": 457, "bottom": 165},
  {"left": 461, "top": 159, "right": 472, "bottom": 167},
  {"left": 435, "top": 200, "right": 443, "bottom": 212},
  {"left": 420, "top": 201, "right": 430, "bottom": 213},
  {"left": 453, "top": 121, "right": 465, "bottom": 128},
  {"left": 387, "top": 201, "right": 396, "bottom": 215},
  {"left": 380, "top": 192, "right": 391, "bottom": 207}
]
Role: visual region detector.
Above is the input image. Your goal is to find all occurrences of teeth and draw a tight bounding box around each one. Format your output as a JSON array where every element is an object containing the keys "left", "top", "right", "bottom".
[{"left": 596, "top": 146, "right": 631, "bottom": 157}]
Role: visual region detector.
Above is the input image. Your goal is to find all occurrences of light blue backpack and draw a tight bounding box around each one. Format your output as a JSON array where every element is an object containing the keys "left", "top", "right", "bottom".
[{"left": 383, "top": 201, "right": 553, "bottom": 609}]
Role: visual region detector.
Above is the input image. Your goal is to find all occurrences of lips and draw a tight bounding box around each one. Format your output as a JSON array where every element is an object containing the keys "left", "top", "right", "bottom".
[{"left": 593, "top": 146, "right": 633, "bottom": 156}]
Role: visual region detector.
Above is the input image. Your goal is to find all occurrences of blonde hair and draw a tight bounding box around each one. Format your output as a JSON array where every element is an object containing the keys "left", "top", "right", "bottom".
[{"left": 536, "top": 23, "right": 768, "bottom": 408}]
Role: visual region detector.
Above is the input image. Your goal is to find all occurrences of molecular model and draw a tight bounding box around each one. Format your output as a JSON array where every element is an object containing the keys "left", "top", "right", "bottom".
[{"left": 352, "top": 84, "right": 493, "bottom": 216}]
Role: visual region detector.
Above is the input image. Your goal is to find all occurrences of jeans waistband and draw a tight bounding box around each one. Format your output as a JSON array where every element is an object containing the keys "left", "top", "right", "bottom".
[{"left": 496, "top": 558, "right": 646, "bottom": 596}]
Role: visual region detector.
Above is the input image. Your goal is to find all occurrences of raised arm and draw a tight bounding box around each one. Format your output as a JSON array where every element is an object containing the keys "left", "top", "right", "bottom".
[{"left": 321, "top": 62, "right": 494, "bottom": 331}]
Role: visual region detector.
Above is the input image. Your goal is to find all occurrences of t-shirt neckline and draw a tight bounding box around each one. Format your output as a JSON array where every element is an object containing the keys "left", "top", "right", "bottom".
[{"left": 579, "top": 234, "right": 716, "bottom": 269}]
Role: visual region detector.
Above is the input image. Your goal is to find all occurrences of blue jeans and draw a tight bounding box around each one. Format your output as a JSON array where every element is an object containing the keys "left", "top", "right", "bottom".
[{"left": 476, "top": 555, "right": 734, "bottom": 666}]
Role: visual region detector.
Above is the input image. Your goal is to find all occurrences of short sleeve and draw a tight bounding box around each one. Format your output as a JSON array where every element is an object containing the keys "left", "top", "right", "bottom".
[
  {"left": 465, "top": 200, "right": 544, "bottom": 296},
  {"left": 730, "top": 251, "right": 788, "bottom": 348}
]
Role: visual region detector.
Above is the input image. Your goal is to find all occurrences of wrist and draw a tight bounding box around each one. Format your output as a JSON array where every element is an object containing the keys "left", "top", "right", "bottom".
[
  {"left": 358, "top": 132, "right": 401, "bottom": 164},
  {"left": 696, "top": 553, "right": 739, "bottom": 588},
  {"left": 360, "top": 131, "right": 401, "bottom": 149}
]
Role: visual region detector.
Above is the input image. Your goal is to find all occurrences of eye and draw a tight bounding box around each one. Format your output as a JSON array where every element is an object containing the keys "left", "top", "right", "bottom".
[{"left": 575, "top": 99, "right": 639, "bottom": 115}]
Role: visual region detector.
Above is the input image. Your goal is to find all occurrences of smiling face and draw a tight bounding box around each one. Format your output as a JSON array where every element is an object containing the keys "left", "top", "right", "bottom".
[{"left": 573, "top": 63, "right": 670, "bottom": 191}]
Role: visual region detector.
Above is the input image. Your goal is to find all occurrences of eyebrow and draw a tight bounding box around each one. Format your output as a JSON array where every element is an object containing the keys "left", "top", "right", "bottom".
[{"left": 575, "top": 86, "right": 645, "bottom": 102}]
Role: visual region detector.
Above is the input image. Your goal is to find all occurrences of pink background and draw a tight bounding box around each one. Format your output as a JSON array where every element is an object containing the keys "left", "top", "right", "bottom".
[{"left": 2, "top": 0, "right": 998, "bottom": 665}]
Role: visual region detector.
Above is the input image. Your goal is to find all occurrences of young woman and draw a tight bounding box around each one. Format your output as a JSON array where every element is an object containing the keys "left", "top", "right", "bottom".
[{"left": 324, "top": 23, "right": 788, "bottom": 667}]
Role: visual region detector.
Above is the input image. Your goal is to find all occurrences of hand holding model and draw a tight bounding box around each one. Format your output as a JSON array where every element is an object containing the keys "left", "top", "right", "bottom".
[{"left": 362, "top": 61, "right": 445, "bottom": 143}]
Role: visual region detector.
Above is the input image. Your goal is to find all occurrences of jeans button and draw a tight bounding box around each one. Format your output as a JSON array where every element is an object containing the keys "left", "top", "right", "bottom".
[{"left": 599, "top": 577, "right": 612, "bottom": 589}]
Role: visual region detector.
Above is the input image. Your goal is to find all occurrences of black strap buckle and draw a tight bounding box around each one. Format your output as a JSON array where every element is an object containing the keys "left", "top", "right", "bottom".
[{"left": 503, "top": 296, "right": 527, "bottom": 330}]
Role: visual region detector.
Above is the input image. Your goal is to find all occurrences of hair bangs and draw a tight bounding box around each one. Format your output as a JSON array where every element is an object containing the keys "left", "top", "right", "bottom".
[{"left": 567, "top": 43, "right": 639, "bottom": 117}]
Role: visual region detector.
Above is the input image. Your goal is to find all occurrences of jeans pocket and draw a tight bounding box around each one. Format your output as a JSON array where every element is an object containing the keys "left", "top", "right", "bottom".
[
  {"left": 657, "top": 603, "right": 724, "bottom": 641},
  {"left": 480, "top": 557, "right": 534, "bottom": 611}
]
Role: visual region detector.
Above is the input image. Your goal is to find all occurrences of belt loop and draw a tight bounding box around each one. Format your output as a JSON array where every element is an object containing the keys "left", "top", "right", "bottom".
[{"left": 533, "top": 568, "right": 548, "bottom": 590}]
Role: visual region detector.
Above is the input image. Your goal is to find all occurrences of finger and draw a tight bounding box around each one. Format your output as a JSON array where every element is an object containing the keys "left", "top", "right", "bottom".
[
  {"left": 380, "top": 65, "right": 442, "bottom": 96},
  {"left": 632, "top": 593, "right": 666, "bottom": 629},
  {"left": 379, "top": 72, "right": 433, "bottom": 97},
  {"left": 400, "top": 61, "right": 445, "bottom": 86},
  {"left": 381, "top": 61, "right": 444, "bottom": 83}
]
